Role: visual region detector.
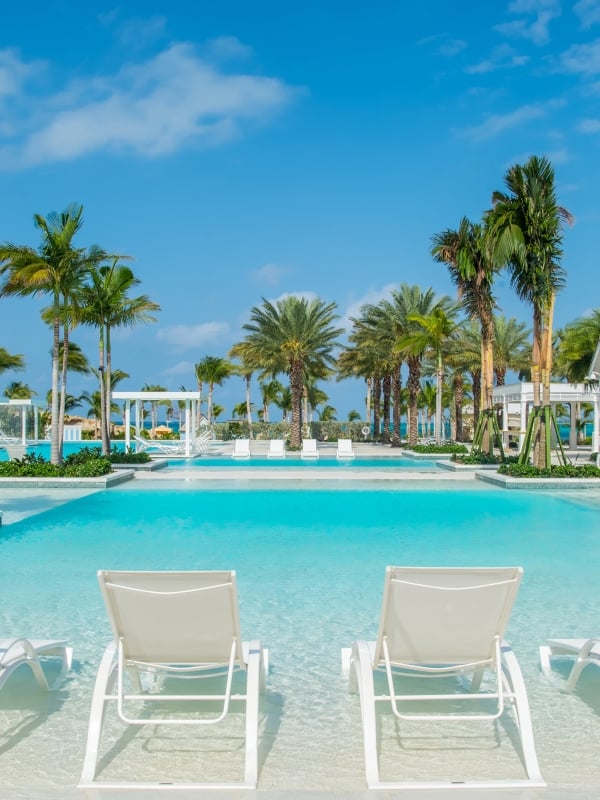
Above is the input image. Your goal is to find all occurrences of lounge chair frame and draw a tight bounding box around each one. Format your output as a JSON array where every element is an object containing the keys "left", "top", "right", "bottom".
[
  {"left": 343, "top": 566, "right": 545, "bottom": 790},
  {"left": 336, "top": 438, "right": 355, "bottom": 459},
  {"left": 540, "top": 638, "right": 600, "bottom": 689},
  {"left": 267, "top": 439, "right": 286, "bottom": 459},
  {"left": 232, "top": 438, "right": 251, "bottom": 459},
  {"left": 300, "top": 439, "right": 319, "bottom": 459},
  {"left": 0, "top": 637, "right": 73, "bottom": 692},
  {"left": 79, "top": 570, "right": 266, "bottom": 791}
]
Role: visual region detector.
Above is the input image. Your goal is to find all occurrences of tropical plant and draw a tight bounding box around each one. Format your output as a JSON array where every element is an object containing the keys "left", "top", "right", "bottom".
[
  {"left": 493, "top": 316, "right": 531, "bottom": 385},
  {"left": 489, "top": 155, "right": 573, "bottom": 467},
  {"left": 235, "top": 296, "right": 342, "bottom": 447},
  {"left": 4, "top": 381, "right": 36, "bottom": 399},
  {"left": 554, "top": 309, "right": 600, "bottom": 383},
  {"left": 78, "top": 260, "right": 159, "bottom": 454},
  {"left": 0, "top": 204, "right": 107, "bottom": 464},
  {"left": 0, "top": 347, "right": 25, "bottom": 376},
  {"left": 347, "top": 409, "right": 361, "bottom": 422},
  {"left": 194, "top": 356, "right": 233, "bottom": 425}
]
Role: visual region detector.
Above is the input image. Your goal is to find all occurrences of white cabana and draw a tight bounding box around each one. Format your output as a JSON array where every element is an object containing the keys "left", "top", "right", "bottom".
[
  {"left": 112, "top": 391, "right": 203, "bottom": 457},
  {"left": 0, "top": 399, "right": 43, "bottom": 444},
  {"left": 492, "top": 382, "right": 599, "bottom": 455}
]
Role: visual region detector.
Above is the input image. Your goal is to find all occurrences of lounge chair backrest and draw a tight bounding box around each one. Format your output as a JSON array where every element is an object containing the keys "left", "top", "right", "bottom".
[
  {"left": 98, "top": 570, "right": 244, "bottom": 666},
  {"left": 337, "top": 439, "right": 354, "bottom": 455},
  {"left": 374, "top": 566, "right": 522, "bottom": 667},
  {"left": 302, "top": 439, "right": 317, "bottom": 451}
]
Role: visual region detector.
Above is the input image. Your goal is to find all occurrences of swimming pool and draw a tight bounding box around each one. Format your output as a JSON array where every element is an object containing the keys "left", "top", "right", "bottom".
[
  {"left": 163, "top": 455, "right": 441, "bottom": 469},
  {"left": 1, "top": 481, "right": 599, "bottom": 797}
]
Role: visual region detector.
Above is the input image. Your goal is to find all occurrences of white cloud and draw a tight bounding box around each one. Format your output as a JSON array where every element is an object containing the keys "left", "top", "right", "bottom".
[
  {"left": 462, "top": 103, "right": 547, "bottom": 142},
  {"left": 466, "top": 44, "right": 529, "bottom": 74},
  {"left": 574, "top": 0, "right": 600, "bottom": 29},
  {"left": 161, "top": 360, "right": 195, "bottom": 378},
  {"left": 342, "top": 284, "right": 397, "bottom": 333},
  {"left": 0, "top": 41, "right": 300, "bottom": 170},
  {"left": 251, "top": 263, "right": 291, "bottom": 287},
  {"left": 576, "top": 117, "right": 600, "bottom": 132},
  {"left": 113, "top": 16, "right": 168, "bottom": 50},
  {"left": 0, "top": 48, "right": 46, "bottom": 99},
  {"left": 417, "top": 33, "right": 467, "bottom": 57},
  {"left": 156, "top": 321, "right": 231, "bottom": 350},
  {"left": 495, "top": 0, "right": 561, "bottom": 45},
  {"left": 558, "top": 38, "right": 600, "bottom": 75}
]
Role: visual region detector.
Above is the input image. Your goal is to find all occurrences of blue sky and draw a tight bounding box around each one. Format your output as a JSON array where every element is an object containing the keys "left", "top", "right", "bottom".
[{"left": 1, "top": 0, "right": 599, "bottom": 419}]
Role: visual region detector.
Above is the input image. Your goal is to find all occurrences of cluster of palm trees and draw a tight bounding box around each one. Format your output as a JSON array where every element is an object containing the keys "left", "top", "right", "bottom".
[
  {"left": 0, "top": 204, "right": 160, "bottom": 464},
  {"left": 1, "top": 156, "right": 598, "bottom": 464}
]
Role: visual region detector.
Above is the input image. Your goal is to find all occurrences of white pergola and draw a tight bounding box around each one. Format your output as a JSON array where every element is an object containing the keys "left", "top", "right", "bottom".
[
  {"left": 112, "top": 391, "right": 203, "bottom": 456},
  {"left": 0, "top": 399, "right": 43, "bottom": 443},
  {"left": 492, "top": 381, "right": 599, "bottom": 455}
]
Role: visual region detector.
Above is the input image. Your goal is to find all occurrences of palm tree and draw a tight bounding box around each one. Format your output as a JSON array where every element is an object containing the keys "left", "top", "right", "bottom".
[
  {"left": 236, "top": 296, "right": 342, "bottom": 447},
  {"left": 489, "top": 155, "right": 573, "bottom": 466},
  {"left": 398, "top": 303, "right": 461, "bottom": 444},
  {"left": 493, "top": 316, "right": 531, "bottom": 385},
  {"left": 194, "top": 356, "right": 233, "bottom": 425},
  {"left": 79, "top": 260, "right": 159, "bottom": 454},
  {"left": 555, "top": 309, "right": 600, "bottom": 383},
  {"left": 319, "top": 404, "right": 337, "bottom": 421},
  {"left": 258, "top": 379, "right": 284, "bottom": 423},
  {"left": 4, "top": 381, "right": 36, "bottom": 399},
  {"left": 140, "top": 383, "right": 168, "bottom": 434},
  {"left": 390, "top": 285, "right": 441, "bottom": 446},
  {"left": 0, "top": 347, "right": 25, "bottom": 376},
  {"left": 275, "top": 385, "right": 292, "bottom": 421},
  {"left": 348, "top": 409, "right": 361, "bottom": 422},
  {"left": 432, "top": 217, "right": 499, "bottom": 448},
  {"left": 228, "top": 341, "right": 259, "bottom": 438},
  {"left": 0, "top": 204, "right": 106, "bottom": 464}
]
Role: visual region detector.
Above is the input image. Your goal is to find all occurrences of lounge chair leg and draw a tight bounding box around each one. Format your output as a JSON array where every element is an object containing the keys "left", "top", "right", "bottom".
[
  {"left": 539, "top": 644, "right": 552, "bottom": 677},
  {"left": 79, "top": 642, "right": 118, "bottom": 787},
  {"left": 350, "top": 641, "right": 381, "bottom": 788},
  {"left": 243, "top": 640, "right": 263, "bottom": 787}
]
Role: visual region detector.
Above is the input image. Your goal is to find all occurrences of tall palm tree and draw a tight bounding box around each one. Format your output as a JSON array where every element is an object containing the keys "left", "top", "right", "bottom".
[
  {"left": 140, "top": 383, "right": 168, "bottom": 434},
  {"left": 258, "top": 379, "right": 284, "bottom": 423},
  {"left": 432, "top": 217, "right": 499, "bottom": 447},
  {"left": 489, "top": 155, "right": 573, "bottom": 466},
  {"left": 236, "top": 296, "right": 342, "bottom": 447},
  {"left": 398, "top": 303, "right": 461, "bottom": 444},
  {"left": 390, "top": 285, "right": 441, "bottom": 446},
  {"left": 79, "top": 261, "right": 159, "bottom": 454},
  {"left": 0, "top": 204, "right": 106, "bottom": 464},
  {"left": 228, "top": 341, "right": 259, "bottom": 437},
  {"left": 194, "top": 356, "right": 233, "bottom": 425}
]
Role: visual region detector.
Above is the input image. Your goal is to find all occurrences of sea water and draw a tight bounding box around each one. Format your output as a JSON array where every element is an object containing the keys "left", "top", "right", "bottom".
[{"left": 0, "top": 482, "right": 599, "bottom": 796}]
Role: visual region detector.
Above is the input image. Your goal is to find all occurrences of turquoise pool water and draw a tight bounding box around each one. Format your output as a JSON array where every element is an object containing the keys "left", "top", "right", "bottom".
[
  {"left": 1, "top": 482, "right": 599, "bottom": 795},
  {"left": 163, "top": 455, "right": 440, "bottom": 468}
]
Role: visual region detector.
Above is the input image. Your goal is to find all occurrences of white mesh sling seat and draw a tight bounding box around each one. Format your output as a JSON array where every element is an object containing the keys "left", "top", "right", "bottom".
[
  {"left": 300, "top": 439, "right": 319, "bottom": 459},
  {"left": 0, "top": 638, "right": 72, "bottom": 692},
  {"left": 267, "top": 439, "right": 286, "bottom": 458},
  {"left": 232, "top": 438, "right": 251, "bottom": 459},
  {"left": 539, "top": 637, "right": 600, "bottom": 689},
  {"left": 79, "top": 570, "right": 267, "bottom": 791},
  {"left": 336, "top": 438, "right": 355, "bottom": 459},
  {"left": 342, "top": 566, "right": 544, "bottom": 790}
]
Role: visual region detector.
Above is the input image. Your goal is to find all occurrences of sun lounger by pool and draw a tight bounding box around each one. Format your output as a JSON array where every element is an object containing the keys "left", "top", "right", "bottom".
[
  {"left": 342, "top": 565, "right": 544, "bottom": 790},
  {"left": 336, "top": 438, "right": 355, "bottom": 459},
  {"left": 267, "top": 439, "right": 286, "bottom": 458},
  {"left": 539, "top": 637, "right": 600, "bottom": 689},
  {"left": 300, "top": 439, "right": 319, "bottom": 459},
  {"left": 232, "top": 438, "right": 251, "bottom": 459},
  {"left": 0, "top": 637, "right": 73, "bottom": 692},
  {"left": 79, "top": 570, "right": 267, "bottom": 790}
]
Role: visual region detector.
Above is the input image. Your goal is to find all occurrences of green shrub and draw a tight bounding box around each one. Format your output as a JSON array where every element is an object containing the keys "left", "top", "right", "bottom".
[
  {"left": 498, "top": 463, "right": 600, "bottom": 478},
  {"left": 0, "top": 449, "right": 112, "bottom": 478},
  {"left": 108, "top": 447, "right": 151, "bottom": 464},
  {"left": 452, "top": 453, "right": 520, "bottom": 465},
  {"left": 411, "top": 443, "right": 468, "bottom": 454}
]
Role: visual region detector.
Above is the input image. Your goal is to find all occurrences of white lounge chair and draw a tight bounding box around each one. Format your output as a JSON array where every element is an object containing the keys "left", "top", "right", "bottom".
[
  {"left": 336, "top": 438, "right": 355, "bottom": 459},
  {"left": 232, "top": 438, "right": 251, "bottom": 459},
  {"left": 0, "top": 637, "right": 73, "bottom": 692},
  {"left": 300, "top": 439, "right": 319, "bottom": 459},
  {"left": 342, "top": 566, "right": 544, "bottom": 790},
  {"left": 539, "top": 637, "right": 600, "bottom": 689},
  {"left": 80, "top": 570, "right": 267, "bottom": 791},
  {"left": 267, "top": 439, "right": 286, "bottom": 459},
  {"left": 134, "top": 434, "right": 186, "bottom": 456}
]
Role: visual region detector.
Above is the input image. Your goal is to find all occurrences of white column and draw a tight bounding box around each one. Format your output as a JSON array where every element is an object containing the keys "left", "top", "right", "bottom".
[
  {"left": 185, "top": 402, "right": 191, "bottom": 456},
  {"left": 592, "top": 393, "right": 599, "bottom": 465},
  {"left": 124, "top": 400, "right": 131, "bottom": 451},
  {"left": 569, "top": 402, "right": 578, "bottom": 449},
  {"left": 21, "top": 405, "right": 27, "bottom": 445}
]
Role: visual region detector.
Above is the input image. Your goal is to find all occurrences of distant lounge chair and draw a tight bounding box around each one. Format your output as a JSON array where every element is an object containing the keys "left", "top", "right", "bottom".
[
  {"left": 0, "top": 428, "right": 19, "bottom": 446},
  {"left": 79, "top": 570, "right": 267, "bottom": 790},
  {"left": 0, "top": 637, "right": 73, "bottom": 692},
  {"left": 539, "top": 637, "right": 600, "bottom": 689},
  {"left": 267, "top": 439, "right": 286, "bottom": 459},
  {"left": 300, "top": 439, "right": 319, "bottom": 459},
  {"left": 336, "top": 438, "right": 355, "bottom": 459},
  {"left": 232, "top": 438, "right": 251, "bottom": 459},
  {"left": 134, "top": 434, "right": 185, "bottom": 456},
  {"left": 342, "top": 566, "right": 544, "bottom": 789}
]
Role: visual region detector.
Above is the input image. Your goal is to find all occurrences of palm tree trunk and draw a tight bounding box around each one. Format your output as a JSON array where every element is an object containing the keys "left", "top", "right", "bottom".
[
  {"left": 290, "top": 360, "right": 304, "bottom": 448},
  {"left": 50, "top": 303, "right": 62, "bottom": 466},
  {"left": 407, "top": 357, "right": 420, "bottom": 447},
  {"left": 391, "top": 361, "right": 402, "bottom": 447},
  {"left": 453, "top": 373, "right": 464, "bottom": 442},
  {"left": 365, "top": 377, "right": 372, "bottom": 423},
  {"left": 245, "top": 375, "right": 253, "bottom": 439},
  {"left": 59, "top": 321, "right": 69, "bottom": 452},
  {"left": 381, "top": 374, "right": 391, "bottom": 444},
  {"left": 471, "top": 369, "right": 481, "bottom": 434},
  {"left": 372, "top": 376, "right": 381, "bottom": 442},
  {"left": 435, "top": 353, "right": 443, "bottom": 444},
  {"left": 103, "top": 324, "right": 112, "bottom": 455}
]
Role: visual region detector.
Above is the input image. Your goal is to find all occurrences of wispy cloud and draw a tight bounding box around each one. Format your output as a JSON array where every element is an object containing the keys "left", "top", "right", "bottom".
[
  {"left": 250, "top": 263, "right": 292, "bottom": 287},
  {"left": 495, "top": 0, "right": 561, "bottom": 45},
  {"left": 466, "top": 44, "right": 529, "bottom": 74},
  {"left": 574, "top": 0, "right": 600, "bottom": 29},
  {"left": 461, "top": 101, "right": 563, "bottom": 142},
  {"left": 162, "top": 360, "right": 195, "bottom": 378},
  {"left": 576, "top": 117, "right": 600, "bottom": 132},
  {"left": 417, "top": 33, "right": 467, "bottom": 57},
  {"left": 156, "top": 321, "right": 231, "bottom": 350},
  {"left": 0, "top": 40, "right": 300, "bottom": 171},
  {"left": 558, "top": 38, "right": 600, "bottom": 76},
  {"left": 341, "top": 284, "right": 397, "bottom": 333}
]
